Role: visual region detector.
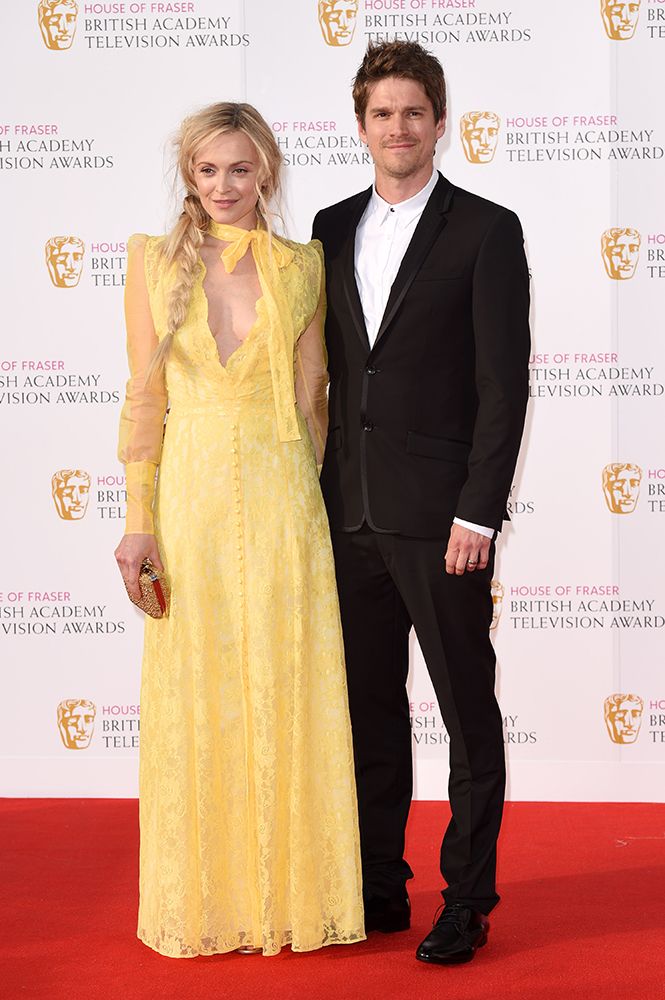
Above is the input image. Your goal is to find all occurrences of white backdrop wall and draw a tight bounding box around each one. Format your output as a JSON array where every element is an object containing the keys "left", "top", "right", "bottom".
[{"left": 1, "top": 1, "right": 664, "bottom": 800}]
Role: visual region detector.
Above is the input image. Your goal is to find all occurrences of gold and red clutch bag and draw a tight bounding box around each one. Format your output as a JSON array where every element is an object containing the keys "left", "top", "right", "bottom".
[{"left": 125, "top": 559, "right": 170, "bottom": 619}]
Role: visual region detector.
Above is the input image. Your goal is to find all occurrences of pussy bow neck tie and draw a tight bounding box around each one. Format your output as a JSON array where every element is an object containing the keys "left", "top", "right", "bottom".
[{"left": 209, "top": 222, "right": 295, "bottom": 273}]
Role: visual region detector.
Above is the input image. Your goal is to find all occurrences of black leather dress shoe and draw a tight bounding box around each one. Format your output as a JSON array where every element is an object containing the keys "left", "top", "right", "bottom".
[
  {"left": 364, "top": 892, "right": 411, "bottom": 933},
  {"left": 415, "top": 903, "right": 489, "bottom": 964}
]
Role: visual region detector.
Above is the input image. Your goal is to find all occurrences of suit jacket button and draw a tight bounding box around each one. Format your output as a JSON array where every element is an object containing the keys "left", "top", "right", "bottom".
[
  {"left": 366, "top": 366, "right": 377, "bottom": 376},
  {"left": 363, "top": 420, "right": 374, "bottom": 432}
]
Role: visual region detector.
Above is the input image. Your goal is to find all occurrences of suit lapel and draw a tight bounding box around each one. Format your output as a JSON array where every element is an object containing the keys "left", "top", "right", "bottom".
[
  {"left": 341, "top": 187, "right": 372, "bottom": 351},
  {"left": 373, "top": 174, "right": 454, "bottom": 348}
]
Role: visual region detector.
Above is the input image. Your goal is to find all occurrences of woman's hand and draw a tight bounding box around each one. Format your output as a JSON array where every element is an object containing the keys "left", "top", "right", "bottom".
[{"left": 114, "top": 533, "right": 164, "bottom": 601}]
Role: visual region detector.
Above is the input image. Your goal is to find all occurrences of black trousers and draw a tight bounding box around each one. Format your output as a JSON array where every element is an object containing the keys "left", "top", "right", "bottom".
[{"left": 332, "top": 526, "right": 505, "bottom": 915}]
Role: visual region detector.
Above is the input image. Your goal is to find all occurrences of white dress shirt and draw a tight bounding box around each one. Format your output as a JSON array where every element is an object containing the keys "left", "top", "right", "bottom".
[
  {"left": 355, "top": 168, "right": 439, "bottom": 347},
  {"left": 354, "top": 169, "right": 494, "bottom": 541}
]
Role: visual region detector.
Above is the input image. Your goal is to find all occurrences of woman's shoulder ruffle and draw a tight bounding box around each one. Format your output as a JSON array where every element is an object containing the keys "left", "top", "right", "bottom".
[
  {"left": 127, "top": 233, "right": 165, "bottom": 253},
  {"left": 278, "top": 238, "right": 324, "bottom": 282},
  {"left": 127, "top": 234, "right": 166, "bottom": 286},
  {"left": 279, "top": 236, "right": 323, "bottom": 261}
]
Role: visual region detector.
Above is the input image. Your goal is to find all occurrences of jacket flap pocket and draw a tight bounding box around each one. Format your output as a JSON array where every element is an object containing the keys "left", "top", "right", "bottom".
[{"left": 406, "top": 431, "right": 470, "bottom": 464}]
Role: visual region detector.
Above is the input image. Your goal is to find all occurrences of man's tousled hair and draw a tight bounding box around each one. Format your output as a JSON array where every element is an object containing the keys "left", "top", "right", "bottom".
[{"left": 352, "top": 41, "right": 446, "bottom": 125}]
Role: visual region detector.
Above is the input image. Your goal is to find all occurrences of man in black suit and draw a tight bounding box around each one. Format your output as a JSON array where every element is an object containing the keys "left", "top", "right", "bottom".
[{"left": 312, "top": 41, "right": 530, "bottom": 965}]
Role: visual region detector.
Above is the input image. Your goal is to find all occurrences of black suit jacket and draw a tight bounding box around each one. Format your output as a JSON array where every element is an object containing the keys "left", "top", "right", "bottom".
[{"left": 312, "top": 172, "right": 531, "bottom": 537}]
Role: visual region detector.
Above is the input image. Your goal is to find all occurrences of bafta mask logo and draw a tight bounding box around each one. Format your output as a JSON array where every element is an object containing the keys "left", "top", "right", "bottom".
[
  {"left": 604, "top": 693, "right": 643, "bottom": 745},
  {"left": 318, "top": 0, "right": 358, "bottom": 46},
  {"left": 460, "top": 112, "right": 501, "bottom": 164},
  {"left": 602, "top": 463, "right": 642, "bottom": 515},
  {"left": 52, "top": 469, "right": 91, "bottom": 520},
  {"left": 601, "top": 228, "right": 641, "bottom": 280},
  {"left": 45, "top": 236, "right": 85, "bottom": 287},
  {"left": 600, "top": 0, "right": 641, "bottom": 40},
  {"left": 57, "top": 699, "right": 96, "bottom": 749},
  {"left": 490, "top": 580, "right": 504, "bottom": 631},
  {"left": 38, "top": 0, "right": 79, "bottom": 50}
]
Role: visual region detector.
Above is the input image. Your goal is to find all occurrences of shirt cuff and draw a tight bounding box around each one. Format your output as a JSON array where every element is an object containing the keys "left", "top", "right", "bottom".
[
  {"left": 124, "top": 461, "right": 158, "bottom": 535},
  {"left": 453, "top": 517, "right": 495, "bottom": 539}
]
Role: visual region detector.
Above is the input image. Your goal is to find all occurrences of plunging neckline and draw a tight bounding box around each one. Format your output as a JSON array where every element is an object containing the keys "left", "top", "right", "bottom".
[{"left": 199, "top": 256, "right": 265, "bottom": 372}]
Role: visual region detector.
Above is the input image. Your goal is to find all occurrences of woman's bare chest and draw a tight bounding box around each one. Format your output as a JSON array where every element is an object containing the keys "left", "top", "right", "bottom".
[{"left": 199, "top": 248, "right": 263, "bottom": 364}]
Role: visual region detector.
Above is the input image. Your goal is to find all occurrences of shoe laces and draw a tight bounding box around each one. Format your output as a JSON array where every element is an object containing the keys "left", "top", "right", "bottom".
[{"left": 433, "top": 902, "right": 468, "bottom": 930}]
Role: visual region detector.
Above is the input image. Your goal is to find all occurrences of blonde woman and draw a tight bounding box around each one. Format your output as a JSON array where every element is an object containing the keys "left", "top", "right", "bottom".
[{"left": 114, "top": 103, "right": 364, "bottom": 958}]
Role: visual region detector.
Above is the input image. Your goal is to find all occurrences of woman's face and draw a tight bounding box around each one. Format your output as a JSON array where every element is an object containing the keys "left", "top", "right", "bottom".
[{"left": 192, "top": 130, "right": 261, "bottom": 229}]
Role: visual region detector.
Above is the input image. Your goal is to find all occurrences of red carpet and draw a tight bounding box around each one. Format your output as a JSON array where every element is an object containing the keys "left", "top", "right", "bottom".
[{"left": 3, "top": 800, "right": 665, "bottom": 1000}]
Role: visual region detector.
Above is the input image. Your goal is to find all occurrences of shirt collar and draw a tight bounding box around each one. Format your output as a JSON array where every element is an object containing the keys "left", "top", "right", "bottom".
[{"left": 370, "top": 168, "right": 439, "bottom": 226}]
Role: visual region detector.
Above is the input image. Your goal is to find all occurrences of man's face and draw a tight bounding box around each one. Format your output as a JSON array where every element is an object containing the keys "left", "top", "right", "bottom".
[
  {"left": 59, "top": 703, "right": 95, "bottom": 749},
  {"left": 46, "top": 239, "right": 85, "bottom": 287},
  {"left": 39, "top": 2, "right": 78, "bottom": 50},
  {"left": 461, "top": 115, "right": 500, "bottom": 164},
  {"left": 359, "top": 77, "right": 445, "bottom": 189},
  {"left": 602, "top": 231, "right": 640, "bottom": 280},
  {"left": 601, "top": 1, "right": 641, "bottom": 39},
  {"left": 606, "top": 699, "right": 643, "bottom": 744},
  {"left": 319, "top": 0, "right": 358, "bottom": 46},
  {"left": 52, "top": 472, "right": 90, "bottom": 520},
  {"left": 604, "top": 466, "right": 641, "bottom": 513}
]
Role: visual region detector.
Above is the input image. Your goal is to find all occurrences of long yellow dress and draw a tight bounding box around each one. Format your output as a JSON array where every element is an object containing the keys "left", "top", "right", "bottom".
[{"left": 118, "top": 225, "right": 364, "bottom": 957}]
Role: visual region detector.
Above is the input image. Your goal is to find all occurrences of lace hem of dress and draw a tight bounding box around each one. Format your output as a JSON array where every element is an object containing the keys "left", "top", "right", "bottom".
[{"left": 137, "top": 923, "right": 366, "bottom": 958}]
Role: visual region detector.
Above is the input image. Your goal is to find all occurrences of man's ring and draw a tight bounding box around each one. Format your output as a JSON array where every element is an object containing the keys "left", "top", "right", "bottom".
[{"left": 467, "top": 559, "right": 478, "bottom": 565}]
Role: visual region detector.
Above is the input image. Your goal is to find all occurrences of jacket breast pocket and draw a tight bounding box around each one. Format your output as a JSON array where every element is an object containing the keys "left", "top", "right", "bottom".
[
  {"left": 406, "top": 431, "right": 470, "bottom": 464},
  {"left": 413, "top": 268, "right": 466, "bottom": 283}
]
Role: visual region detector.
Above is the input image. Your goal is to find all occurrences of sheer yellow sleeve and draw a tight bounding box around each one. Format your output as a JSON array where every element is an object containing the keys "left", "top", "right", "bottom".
[
  {"left": 295, "top": 244, "right": 328, "bottom": 468},
  {"left": 117, "top": 234, "right": 167, "bottom": 535}
]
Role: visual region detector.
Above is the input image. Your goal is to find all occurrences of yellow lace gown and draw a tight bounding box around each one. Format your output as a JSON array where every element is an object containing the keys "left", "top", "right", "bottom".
[{"left": 118, "top": 226, "right": 364, "bottom": 957}]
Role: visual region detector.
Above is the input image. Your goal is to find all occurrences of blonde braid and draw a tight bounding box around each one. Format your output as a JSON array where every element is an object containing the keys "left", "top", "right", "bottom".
[{"left": 146, "top": 194, "right": 207, "bottom": 381}]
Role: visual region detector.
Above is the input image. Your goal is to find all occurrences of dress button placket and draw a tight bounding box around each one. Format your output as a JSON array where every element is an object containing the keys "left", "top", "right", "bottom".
[{"left": 231, "top": 421, "right": 244, "bottom": 602}]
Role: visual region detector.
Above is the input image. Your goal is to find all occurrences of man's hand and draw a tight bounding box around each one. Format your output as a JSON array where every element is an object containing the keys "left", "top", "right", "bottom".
[{"left": 445, "top": 523, "right": 492, "bottom": 576}]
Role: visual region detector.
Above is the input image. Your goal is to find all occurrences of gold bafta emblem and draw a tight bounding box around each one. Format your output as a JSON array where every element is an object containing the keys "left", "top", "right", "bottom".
[
  {"left": 460, "top": 112, "right": 501, "bottom": 164},
  {"left": 600, "top": 0, "right": 641, "bottom": 40},
  {"left": 602, "top": 463, "right": 642, "bottom": 514},
  {"left": 52, "top": 469, "right": 91, "bottom": 520},
  {"left": 38, "top": 0, "right": 78, "bottom": 50},
  {"left": 45, "top": 236, "right": 85, "bottom": 287},
  {"left": 57, "top": 699, "right": 96, "bottom": 749},
  {"left": 318, "top": 0, "right": 358, "bottom": 46},
  {"left": 604, "top": 694, "right": 643, "bottom": 745},
  {"left": 601, "top": 228, "right": 641, "bottom": 280},
  {"left": 490, "top": 580, "right": 504, "bottom": 631}
]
